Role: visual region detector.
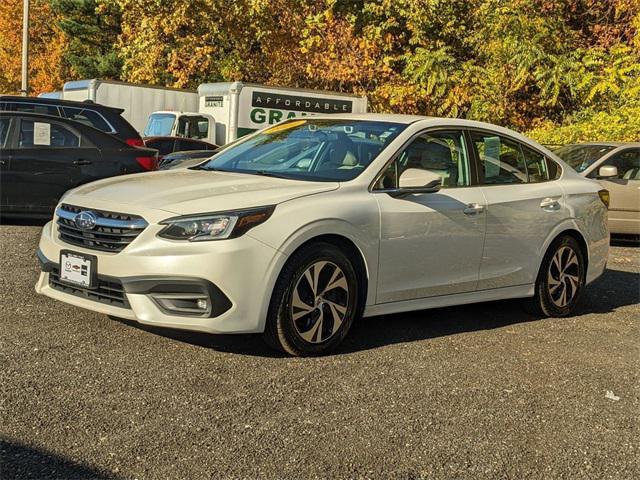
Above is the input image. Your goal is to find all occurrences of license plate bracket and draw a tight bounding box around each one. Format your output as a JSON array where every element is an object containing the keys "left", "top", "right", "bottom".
[{"left": 59, "top": 250, "right": 98, "bottom": 289}]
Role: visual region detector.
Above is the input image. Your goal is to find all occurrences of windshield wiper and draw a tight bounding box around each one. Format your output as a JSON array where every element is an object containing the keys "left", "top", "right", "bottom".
[
  {"left": 248, "top": 170, "right": 293, "bottom": 179},
  {"left": 193, "top": 166, "right": 292, "bottom": 179}
]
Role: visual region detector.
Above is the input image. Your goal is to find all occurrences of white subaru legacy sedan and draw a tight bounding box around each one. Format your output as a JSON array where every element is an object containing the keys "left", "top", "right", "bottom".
[{"left": 36, "top": 115, "right": 610, "bottom": 356}]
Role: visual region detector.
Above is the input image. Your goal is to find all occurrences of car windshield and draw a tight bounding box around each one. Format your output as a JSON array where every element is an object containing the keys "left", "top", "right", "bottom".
[
  {"left": 196, "top": 119, "right": 406, "bottom": 182},
  {"left": 144, "top": 113, "right": 176, "bottom": 137},
  {"left": 554, "top": 144, "right": 617, "bottom": 172}
]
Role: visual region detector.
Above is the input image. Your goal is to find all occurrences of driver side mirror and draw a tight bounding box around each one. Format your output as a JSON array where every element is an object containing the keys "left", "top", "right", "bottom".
[
  {"left": 389, "top": 168, "right": 442, "bottom": 197},
  {"left": 598, "top": 165, "right": 618, "bottom": 178}
]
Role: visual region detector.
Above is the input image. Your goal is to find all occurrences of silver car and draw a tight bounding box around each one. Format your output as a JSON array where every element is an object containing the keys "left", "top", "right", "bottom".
[{"left": 555, "top": 142, "right": 640, "bottom": 237}]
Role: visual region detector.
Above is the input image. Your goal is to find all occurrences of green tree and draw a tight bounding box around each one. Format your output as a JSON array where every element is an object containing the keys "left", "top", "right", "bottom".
[{"left": 50, "top": 0, "right": 123, "bottom": 79}]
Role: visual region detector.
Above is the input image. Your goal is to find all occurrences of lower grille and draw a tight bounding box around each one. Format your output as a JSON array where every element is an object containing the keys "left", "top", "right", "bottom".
[{"left": 48, "top": 267, "right": 130, "bottom": 309}]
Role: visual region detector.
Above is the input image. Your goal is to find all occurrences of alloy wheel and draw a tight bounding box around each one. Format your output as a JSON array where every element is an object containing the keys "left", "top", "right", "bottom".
[
  {"left": 547, "top": 246, "right": 580, "bottom": 308},
  {"left": 290, "top": 261, "right": 350, "bottom": 344}
]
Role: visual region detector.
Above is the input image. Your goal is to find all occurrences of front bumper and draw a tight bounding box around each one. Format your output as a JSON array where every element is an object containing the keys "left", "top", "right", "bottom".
[{"left": 35, "top": 220, "right": 286, "bottom": 334}]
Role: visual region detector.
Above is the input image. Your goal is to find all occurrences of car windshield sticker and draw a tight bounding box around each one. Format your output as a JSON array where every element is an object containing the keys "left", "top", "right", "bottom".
[{"left": 33, "top": 122, "right": 51, "bottom": 146}]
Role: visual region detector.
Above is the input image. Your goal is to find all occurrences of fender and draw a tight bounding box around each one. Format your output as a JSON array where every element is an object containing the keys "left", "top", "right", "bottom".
[{"left": 250, "top": 218, "right": 379, "bottom": 333}]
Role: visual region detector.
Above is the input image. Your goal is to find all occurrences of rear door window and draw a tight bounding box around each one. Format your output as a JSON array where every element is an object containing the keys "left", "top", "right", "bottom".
[
  {"left": 62, "top": 107, "right": 112, "bottom": 133},
  {"left": 19, "top": 119, "right": 80, "bottom": 148},
  {"left": 471, "top": 132, "right": 528, "bottom": 184}
]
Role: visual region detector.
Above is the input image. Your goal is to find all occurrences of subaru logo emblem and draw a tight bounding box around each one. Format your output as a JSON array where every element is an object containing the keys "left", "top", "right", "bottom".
[{"left": 74, "top": 211, "right": 98, "bottom": 230}]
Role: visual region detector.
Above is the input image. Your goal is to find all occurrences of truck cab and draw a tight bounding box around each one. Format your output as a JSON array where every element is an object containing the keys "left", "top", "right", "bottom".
[{"left": 143, "top": 111, "right": 216, "bottom": 144}]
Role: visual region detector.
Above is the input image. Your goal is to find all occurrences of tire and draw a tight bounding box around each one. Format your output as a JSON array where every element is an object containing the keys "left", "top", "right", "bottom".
[
  {"left": 263, "top": 242, "right": 360, "bottom": 356},
  {"left": 525, "top": 235, "right": 585, "bottom": 317}
]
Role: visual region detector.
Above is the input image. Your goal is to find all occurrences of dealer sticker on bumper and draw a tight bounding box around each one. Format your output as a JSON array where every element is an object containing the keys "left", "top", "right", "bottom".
[{"left": 60, "top": 251, "right": 94, "bottom": 288}]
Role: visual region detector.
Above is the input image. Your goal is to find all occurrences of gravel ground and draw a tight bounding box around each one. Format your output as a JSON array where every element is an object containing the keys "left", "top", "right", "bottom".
[{"left": 1, "top": 225, "right": 638, "bottom": 479}]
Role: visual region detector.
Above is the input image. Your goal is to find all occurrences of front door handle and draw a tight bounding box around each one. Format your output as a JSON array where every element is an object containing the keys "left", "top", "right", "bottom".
[
  {"left": 540, "top": 197, "right": 560, "bottom": 210},
  {"left": 73, "top": 159, "right": 92, "bottom": 165},
  {"left": 463, "top": 203, "right": 484, "bottom": 215}
]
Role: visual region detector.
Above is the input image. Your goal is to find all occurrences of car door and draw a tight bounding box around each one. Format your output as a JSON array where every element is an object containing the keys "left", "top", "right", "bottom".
[
  {"left": 469, "top": 130, "right": 566, "bottom": 289},
  {"left": 6, "top": 117, "right": 101, "bottom": 214},
  {"left": 374, "top": 129, "right": 487, "bottom": 303},
  {"left": 589, "top": 148, "right": 640, "bottom": 234}
]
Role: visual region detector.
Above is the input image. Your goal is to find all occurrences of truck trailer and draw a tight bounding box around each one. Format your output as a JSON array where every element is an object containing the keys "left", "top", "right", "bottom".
[{"left": 60, "top": 79, "right": 199, "bottom": 134}]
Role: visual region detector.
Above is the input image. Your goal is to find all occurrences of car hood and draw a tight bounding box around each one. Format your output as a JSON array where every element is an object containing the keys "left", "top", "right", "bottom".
[{"left": 64, "top": 169, "right": 339, "bottom": 216}]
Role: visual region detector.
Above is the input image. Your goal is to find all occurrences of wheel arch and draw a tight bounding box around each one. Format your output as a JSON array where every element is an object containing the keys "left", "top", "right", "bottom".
[
  {"left": 538, "top": 227, "right": 590, "bottom": 281},
  {"left": 298, "top": 234, "right": 368, "bottom": 314}
]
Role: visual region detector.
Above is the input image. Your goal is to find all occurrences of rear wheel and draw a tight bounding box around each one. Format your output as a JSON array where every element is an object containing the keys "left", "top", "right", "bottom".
[
  {"left": 526, "top": 235, "right": 585, "bottom": 317},
  {"left": 263, "top": 242, "right": 359, "bottom": 356}
]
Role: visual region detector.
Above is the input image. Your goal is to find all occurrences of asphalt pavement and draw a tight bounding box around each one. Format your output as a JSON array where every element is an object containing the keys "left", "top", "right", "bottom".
[{"left": 1, "top": 224, "right": 638, "bottom": 479}]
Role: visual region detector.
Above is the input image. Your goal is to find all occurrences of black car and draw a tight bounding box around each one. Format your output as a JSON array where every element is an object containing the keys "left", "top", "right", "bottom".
[
  {"left": 0, "top": 111, "right": 158, "bottom": 218},
  {"left": 158, "top": 149, "right": 218, "bottom": 169},
  {"left": 144, "top": 136, "right": 218, "bottom": 158},
  {"left": 0, "top": 95, "right": 143, "bottom": 147}
]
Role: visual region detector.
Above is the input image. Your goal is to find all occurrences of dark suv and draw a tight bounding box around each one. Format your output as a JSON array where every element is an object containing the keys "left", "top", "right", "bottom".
[
  {"left": 0, "top": 95, "right": 143, "bottom": 147},
  {"left": 0, "top": 111, "right": 157, "bottom": 218}
]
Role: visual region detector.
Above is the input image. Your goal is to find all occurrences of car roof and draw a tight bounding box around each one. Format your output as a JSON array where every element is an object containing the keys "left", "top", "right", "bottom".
[
  {"left": 0, "top": 95, "right": 124, "bottom": 114},
  {"left": 292, "top": 113, "right": 532, "bottom": 134},
  {"left": 0, "top": 110, "right": 124, "bottom": 143}
]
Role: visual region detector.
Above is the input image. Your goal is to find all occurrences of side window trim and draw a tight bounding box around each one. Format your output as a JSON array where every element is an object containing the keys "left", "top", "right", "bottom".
[{"left": 370, "top": 127, "right": 478, "bottom": 192}]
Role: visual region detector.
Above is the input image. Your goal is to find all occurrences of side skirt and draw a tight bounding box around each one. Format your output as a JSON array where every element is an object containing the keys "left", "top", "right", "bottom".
[{"left": 363, "top": 284, "right": 535, "bottom": 318}]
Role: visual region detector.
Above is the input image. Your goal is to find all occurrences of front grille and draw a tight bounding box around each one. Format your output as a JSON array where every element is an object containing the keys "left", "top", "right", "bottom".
[
  {"left": 56, "top": 204, "right": 147, "bottom": 253},
  {"left": 49, "top": 267, "right": 130, "bottom": 309}
]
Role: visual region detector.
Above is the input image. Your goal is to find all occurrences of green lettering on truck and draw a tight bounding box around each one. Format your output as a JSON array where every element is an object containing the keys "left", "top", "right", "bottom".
[
  {"left": 269, "top": 110, "right": 283, "bottom": 123},
  {"left": 251, "top": 108, "right": 266, "bottom": 123}
]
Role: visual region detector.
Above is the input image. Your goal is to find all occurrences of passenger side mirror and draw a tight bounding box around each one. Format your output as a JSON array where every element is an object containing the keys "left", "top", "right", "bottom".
[
  {"left": 598, "top": 165, "right": 618, "bottom": 178},
  {"left": 390, "top": 168, "right": 442, "bottom": 197}
]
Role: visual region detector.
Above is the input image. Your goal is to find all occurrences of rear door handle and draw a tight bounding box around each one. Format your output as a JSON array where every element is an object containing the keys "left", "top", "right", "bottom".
[
  {"left": 463, "top": 203, "right": 484, "bottom": 215},
  {"left": 540, "top": 197, "right": 560, "bottom": 210},
  {"left": 73, "top": 159, "right": 92, "bottom": 165}
]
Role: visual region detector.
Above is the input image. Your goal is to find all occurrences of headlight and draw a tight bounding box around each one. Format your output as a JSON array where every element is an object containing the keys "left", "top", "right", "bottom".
[{"left": 158, "top": 206, "right": 275, "bottom": 241}]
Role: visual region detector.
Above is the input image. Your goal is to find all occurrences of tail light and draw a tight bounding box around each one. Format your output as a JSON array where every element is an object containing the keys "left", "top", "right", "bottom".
[
  {"left": 125, "top": 138, "right": 144, "bottom": 147},
  {"left": 598, "top": 189, "right": 610, "bottom": 208},
  {"left": 136, "top": 155, "right": 158, "bottom": 171}
]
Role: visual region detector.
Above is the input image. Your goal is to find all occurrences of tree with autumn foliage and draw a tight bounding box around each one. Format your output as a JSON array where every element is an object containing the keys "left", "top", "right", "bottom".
[
  {"left": 1, "top": 0, "right": 638, "bottom": 142},
  {"left": 0, "top": 0, "right": 70, "bottom": 95}
]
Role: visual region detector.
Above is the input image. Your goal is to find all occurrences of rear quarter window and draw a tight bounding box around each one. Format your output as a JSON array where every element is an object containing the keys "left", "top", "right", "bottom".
[{"left": 62, "top": 107, "right": 112, "bottom": 132}]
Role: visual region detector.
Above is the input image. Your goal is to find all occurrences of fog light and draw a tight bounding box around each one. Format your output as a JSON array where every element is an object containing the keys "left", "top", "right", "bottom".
[
  {"left": 151, "top": 294, "right": 212, "bottom": 316},
  {"left": 197, "top": 299, "right": 208, "bottom": 310}
]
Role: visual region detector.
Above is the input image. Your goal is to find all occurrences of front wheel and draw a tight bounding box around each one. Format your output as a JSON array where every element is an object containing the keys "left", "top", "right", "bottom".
[
  {"left": 263, "top": 242, "right": 359, "bottom": 356},
  {"left": 526, "top": 235, "right": 585, "bottom": 317}
]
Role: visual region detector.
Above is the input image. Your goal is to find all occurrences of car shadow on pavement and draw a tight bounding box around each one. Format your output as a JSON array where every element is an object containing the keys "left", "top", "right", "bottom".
[
  {"left": 112, "top": 267, "right": 639, "bottom": 357},
  {"left": 0, "top": 438, "right": 118, "bottom": 480}
]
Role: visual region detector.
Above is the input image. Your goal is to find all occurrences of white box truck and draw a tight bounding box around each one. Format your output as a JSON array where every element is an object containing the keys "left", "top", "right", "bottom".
[
  {"left": 144, "top": 82, "right": 368, "bottom": 145},
  {"left": 60, "top": 79, "right": 199, "bottom": 134}
]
